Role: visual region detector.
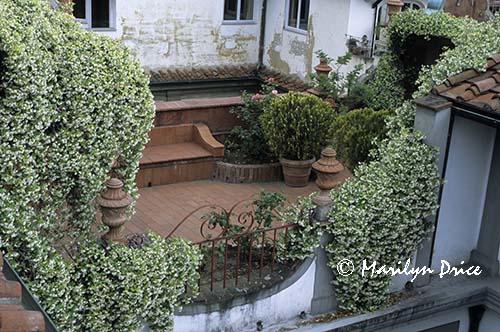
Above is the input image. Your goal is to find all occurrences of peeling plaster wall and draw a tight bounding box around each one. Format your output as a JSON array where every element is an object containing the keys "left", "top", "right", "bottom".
[
  {"left": 263, "top": 0, "right": 375, "bottom": 79},
  {"left": 100, "top": 0, "right": 262, "bottom": 71}
]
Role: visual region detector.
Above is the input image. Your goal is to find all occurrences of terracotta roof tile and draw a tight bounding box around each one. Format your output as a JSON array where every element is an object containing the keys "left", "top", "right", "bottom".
[
  {"left": 147, "top": 65, "right": 311, "bottom": 92},
  {"left": 433, "top": 54, "right": 500, "bottom": 113}
]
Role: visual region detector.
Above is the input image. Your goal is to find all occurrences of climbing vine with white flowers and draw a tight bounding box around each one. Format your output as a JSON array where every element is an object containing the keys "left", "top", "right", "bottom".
[{"left": 0, "top": 0, "right": 200, "bottom": 331}]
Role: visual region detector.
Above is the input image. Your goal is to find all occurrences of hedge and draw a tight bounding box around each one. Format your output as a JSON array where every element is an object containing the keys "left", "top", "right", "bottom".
[
  {"left": 367, "top": 11, "right": 500, "bottom": 109},
  {"left": 331, "top": 108, "right": 393, "bottom": 169},
  {"left": 326, "top": 102, "right": 440, "bottom": 312},
  {"left": 0, "top": 1, "right": 200, "bottom": 331}
]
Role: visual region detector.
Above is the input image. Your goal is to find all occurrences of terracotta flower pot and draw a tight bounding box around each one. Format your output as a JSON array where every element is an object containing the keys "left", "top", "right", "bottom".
[{"left": 280, "top": 157, "right": 316, "bottom": 187}]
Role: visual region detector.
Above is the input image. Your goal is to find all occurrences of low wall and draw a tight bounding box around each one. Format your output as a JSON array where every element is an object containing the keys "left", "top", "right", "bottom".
[
  {"left": 154, "top": 97, "right": 243, "bottom": 136},
  {"left": 214, "top": 161, "right": 283, "bottom": 183},
  {"left": 173, "top": 257, "right": 316, "bottom": 332}
]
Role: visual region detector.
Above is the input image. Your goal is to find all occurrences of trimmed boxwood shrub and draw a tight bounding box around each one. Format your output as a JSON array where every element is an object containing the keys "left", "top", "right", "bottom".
[
  {"left": 331, "top": 108, "right": 393, "bottom": 169},
  {"left": 260, "top": 92, "right": 335, "bottom": 161},
  {"left": 0, "top": 1, "right": 200, "bottom": 331}
]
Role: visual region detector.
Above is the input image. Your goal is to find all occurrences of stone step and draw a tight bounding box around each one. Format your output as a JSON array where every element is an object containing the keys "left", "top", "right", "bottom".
[
  {"left": 0, "top": 253, "right": 45, "bottom": 332},
  {"left": 154, "top": 97, "right": 243, "bottom": 142},
  {"left": 137, "top": 123, "right": 224, "bottom": 187}
]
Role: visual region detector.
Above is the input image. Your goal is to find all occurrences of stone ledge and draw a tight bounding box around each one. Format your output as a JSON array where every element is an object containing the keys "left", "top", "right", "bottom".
[
  {"left": 290, "top": 274, "right": 500, "bottom": 332},
  {"left": 155, "top": 96, "right": 243, "bottom": 112},
  {"left": 176, "top": 256, "right": 315, "bottom": 316},
  {"left": 415, "top": 95, "right": 452, "bottom": 112}
]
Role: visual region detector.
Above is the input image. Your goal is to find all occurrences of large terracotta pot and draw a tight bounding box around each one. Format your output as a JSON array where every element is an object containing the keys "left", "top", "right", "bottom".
[{"left": 280, "top": 157, "right": 316, "bottom": 187}]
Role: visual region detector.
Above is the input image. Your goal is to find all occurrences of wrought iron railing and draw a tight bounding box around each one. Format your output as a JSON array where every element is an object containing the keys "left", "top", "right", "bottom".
[{"left": 164, "top": 199, "right": 305, "bottom": 293}]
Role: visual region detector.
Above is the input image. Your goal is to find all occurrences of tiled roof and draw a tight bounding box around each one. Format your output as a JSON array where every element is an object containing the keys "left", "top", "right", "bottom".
[
  {"left": 0, "top": 253, "right": 45, "bottom": 332},
  {"left": 257, "top": 66, "right": 311, "bottom": 92},
  {"left": 433, "top": 54, "right": 500, "bottom": 113},
  {"left": 147, "top": 65, "right": 311, "bottom": 92}
]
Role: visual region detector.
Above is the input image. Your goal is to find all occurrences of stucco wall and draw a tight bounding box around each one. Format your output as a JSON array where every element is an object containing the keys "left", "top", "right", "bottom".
[
  {"left": 479, "top": 309, "right": 500, "bottom": 332},
  {"left": 93, "top": 0, "right": 376, "bottom": 79},
  {"left": 172, "top": 258, "right": 316, "bottom": 332},
  {"left": 100, "top": 0, "right": 262, "bottom": 71},
  {"left": 347, "top": 0, "right": 375, "bottom": 38},
  {"left": 262, "top": 0, "right": 375, "bottom": 79},
  {"left": 432, "top": 116, "right": 496, "bottom": 270}
]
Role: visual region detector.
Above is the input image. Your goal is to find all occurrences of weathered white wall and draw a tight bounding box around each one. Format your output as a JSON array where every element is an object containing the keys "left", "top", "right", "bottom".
[
  {"left": 172, "top": 259, "right": 316, "bottom": 332},
  {"left": 93, "top": 0, "right": 375, "bottom": 78},
  {"left": 100, "top": 0, "right": 262, "bottom": 71},
  {"left": 347, "top": 0, "right": 375, "bottom": 38},
  {"left": 262, "top": 0, "right": 375, "bottom": 79},
  {"left": 432, "top": 116, "right": 496, "bottom": 270},
  {"left": 479, "top": 309, "right": 500, "bottom": 332}
]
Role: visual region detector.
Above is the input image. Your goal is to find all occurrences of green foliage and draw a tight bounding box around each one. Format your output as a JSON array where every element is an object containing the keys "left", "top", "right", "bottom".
[
  {"left": 260, "top": 92, "right": 335, "bottom": 160},
  {"left": 368, "top": 12, "right": 500, "bottom": 109},
  {"left": 253, "top": 191, "right": 285, "bottom": 228},
  {"left": 0, "top": 1, "right": 199, "bottom": 330},
  {"left": 202, "top": 191, "right": 285, "bottom": 233},
  {"left": 278, "top": 194, "right": 322, "bottom": 262},
  {"left": 365, "top": 53, "right": 406, "bottom": 110},
  {"left": 331, "top": 108, "right": 393, "bottom": 169},
  {"left": 224, "top": 81, "right": 279, "bottom": 164},
  {"left": 309, "top": 51, "right": 370, "bottom": 109},
  {"left": 31, "top": 235, "right": 201, "bottom": 332},
  {"left": 372, "top": 11, "right": 500, "bottom": 106},
  {"left": 325, "top": 107, "right": 440, "bottom": 312}
]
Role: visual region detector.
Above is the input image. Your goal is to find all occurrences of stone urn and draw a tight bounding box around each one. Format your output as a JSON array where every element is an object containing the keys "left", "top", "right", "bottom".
[
  {"left": 312, "top": 148, "right": 344, "bottom": 220},
  {"left": 280, "top": 157, "right": 316, "bottom": 187},
  {"left": 387, "top": 0, "right": 404, "bottom": 16},
  {"left": 97, "top": 178, "right": 133, "bottom": 243}
]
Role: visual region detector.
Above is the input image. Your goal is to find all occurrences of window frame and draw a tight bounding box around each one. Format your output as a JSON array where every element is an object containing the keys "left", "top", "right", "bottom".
[
  {"left": 488, "top": 0, "right": 500, "bottom": 16},
  {"left": 222, "top": 0, "right": 257, "bottom": 25},
  {"left": 402, "top": 1, "right": 422, "bottom": 11},
  {"left": 73, "top": 0, "right": 116, "bottom": 31},
  {"left": 285, "top": 0, "right": 310, "bottom": 35}
]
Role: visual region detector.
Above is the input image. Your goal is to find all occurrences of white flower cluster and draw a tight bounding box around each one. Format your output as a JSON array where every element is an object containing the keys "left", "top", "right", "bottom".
[
  {"left": 388, "top": 10, "right": 500, "bottom": 98},
  {"left": 325, "top": 104, "right": 440, "bottom": 312},
  {"left": 0, "top": 1, "right": 200, "bottom": 331}
]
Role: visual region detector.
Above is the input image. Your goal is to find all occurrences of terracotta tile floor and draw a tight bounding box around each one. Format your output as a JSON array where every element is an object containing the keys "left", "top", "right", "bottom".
[
  {"left": 124, "top": 180, "right": 322, "bottom": 243},
  {"left": 125, "top": 167, "right": 352, "bottom": 242}
]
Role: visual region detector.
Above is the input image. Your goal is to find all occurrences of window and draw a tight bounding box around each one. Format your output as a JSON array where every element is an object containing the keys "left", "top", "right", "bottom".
[
  {"left": 72, "top": 0, "right": 115, "bottom": 30},
  {"left": 402, "top": 1, "right": 421, "bottom": 11},
  {"left": 223, "top": 0, "right": 255, "bottom": 22},
  {"left": 286, "top": 0, "right": 310, "bottom": 32},
  {"left": 489, "top": 0, "right": 500, "bottom": 15}
]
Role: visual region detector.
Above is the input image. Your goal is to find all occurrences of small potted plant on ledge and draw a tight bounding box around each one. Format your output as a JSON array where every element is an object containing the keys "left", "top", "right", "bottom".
[{"left": 260, "top": 92, "right": 335, "bottom": 187}]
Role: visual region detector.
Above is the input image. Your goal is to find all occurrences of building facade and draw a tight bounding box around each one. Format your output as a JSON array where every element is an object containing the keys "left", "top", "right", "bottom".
[{"left": 69, "top": 0, "right": 383, "bottom": 79}]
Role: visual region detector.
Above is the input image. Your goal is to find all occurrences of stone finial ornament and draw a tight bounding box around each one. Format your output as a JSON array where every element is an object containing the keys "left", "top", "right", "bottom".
[
  {"left": 312, "top": 148, "right": 344, "bottom": 221},
  {"left": 308, "top": 58, "right": 336, "bottom": 107},
  {"left": 387, "top": 0, "right": 404, "bottom": 16},
  {"left": 314, "top": 58, "right": 333, "bottom": 76},
  {"left": 97, "top": 178, "right": 133, "bottom": 243}
]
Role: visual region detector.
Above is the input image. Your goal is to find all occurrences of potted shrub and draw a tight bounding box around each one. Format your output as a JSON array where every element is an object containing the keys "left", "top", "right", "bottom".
[{"left": 260, "top": 92, "right": 335, "bottom": 187}]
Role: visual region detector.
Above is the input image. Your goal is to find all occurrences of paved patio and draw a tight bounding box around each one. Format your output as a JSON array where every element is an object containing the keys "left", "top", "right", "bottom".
[{"left": 124, "top": 171, "right": 350, "bottom": 242}]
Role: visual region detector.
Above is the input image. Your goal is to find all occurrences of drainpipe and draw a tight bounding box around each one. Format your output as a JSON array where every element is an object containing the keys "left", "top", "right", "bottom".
[{"left": 258, "top": 0, "right": 268, "bottom": 68}]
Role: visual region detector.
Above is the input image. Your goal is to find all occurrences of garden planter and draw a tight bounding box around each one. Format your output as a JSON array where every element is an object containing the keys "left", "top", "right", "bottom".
[{"left": 280, "top": 157, "right": 315, "bottom": 187}]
